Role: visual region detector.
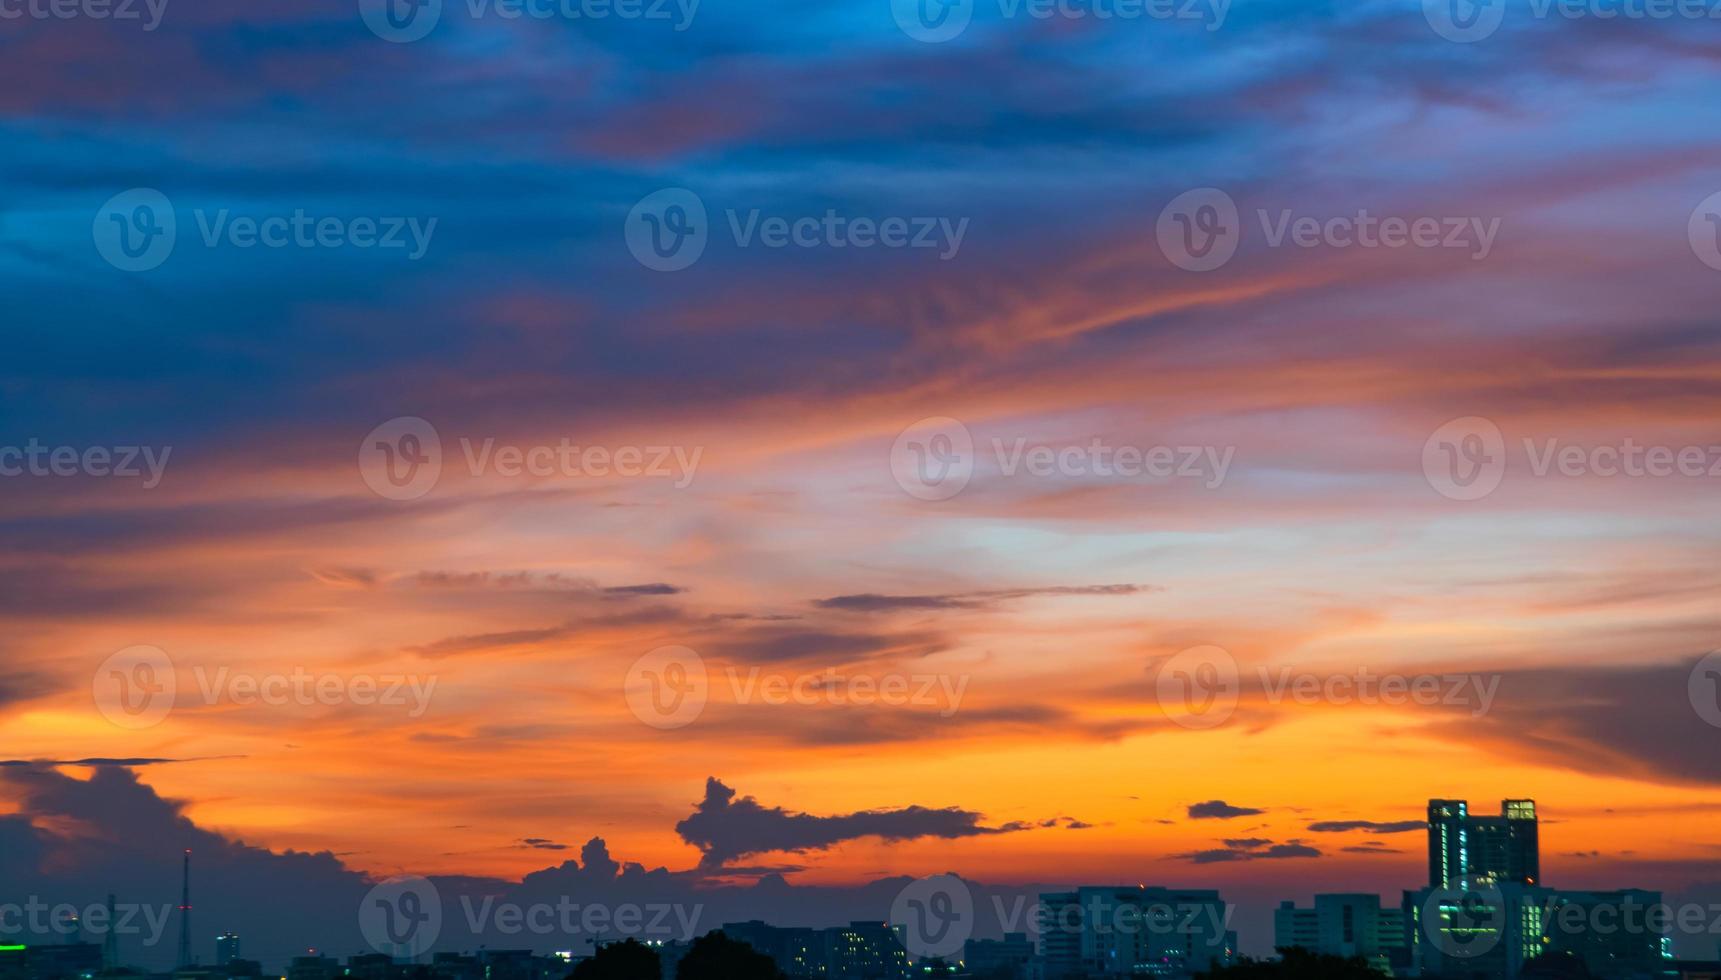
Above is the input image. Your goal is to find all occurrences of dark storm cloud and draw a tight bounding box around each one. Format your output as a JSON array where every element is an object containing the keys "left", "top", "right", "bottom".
[
  {"left": 1427, "top": 655, "right": 1721, "bottom": 787},
  {"left": 673, "top": 777, "right": 1030, "bottom": 870},
  {"left": 0, "top": 766, "right": 1089, "bottom": 970}
]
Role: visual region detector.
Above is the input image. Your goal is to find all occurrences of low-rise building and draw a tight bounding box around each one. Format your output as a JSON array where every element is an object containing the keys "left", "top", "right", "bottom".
[
  {"left": 1273, "top": 894, "right": 1406, "bottom": 974},
  {"left": 1038, "top": 887, "right": 1235, "bottom": 978},
  {"left": 964, "top": 933, "right": 1036, "bottom": 979}
]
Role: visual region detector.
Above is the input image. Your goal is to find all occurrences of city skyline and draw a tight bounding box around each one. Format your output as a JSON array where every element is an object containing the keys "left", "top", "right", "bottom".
[
  {"left": 8, "top": 785, "right": 1721, "bottom": 971},
  {"left": 6, "top": 0, "right": 1721, "bottom": 977}
]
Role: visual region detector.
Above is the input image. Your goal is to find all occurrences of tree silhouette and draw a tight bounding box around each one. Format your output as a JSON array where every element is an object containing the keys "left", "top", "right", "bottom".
[
  {"left": 1519, "top": 952, "right": 1595, "bottom": 979},
  {"left": 675, "top": 931, "right": 787, "bottom": 980},
  {"left": 568, "top": 939, "right": 660, "bottom": 980},
  {"left": 1195, "top": 947, "right": 1384, "bottom": 979}
]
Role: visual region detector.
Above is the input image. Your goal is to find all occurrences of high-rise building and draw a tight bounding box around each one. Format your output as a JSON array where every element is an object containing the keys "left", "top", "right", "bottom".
[
  {"left": 1039, "top": 887, "right": 1235, "bottom": 978},
  {"left": 1274, "top": 894, "right": 1407, "bottom": 974},
  {"left": 214, "top": 934, "right": 240, "bottom": 967},
  {"left": 1428, "top": 799, "right": 1540, "bottom": 888}
]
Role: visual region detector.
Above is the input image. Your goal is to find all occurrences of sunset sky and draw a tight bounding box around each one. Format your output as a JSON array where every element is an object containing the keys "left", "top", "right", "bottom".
[{"left": 4, "top": 0, "right": 1721, "bottom": 965}]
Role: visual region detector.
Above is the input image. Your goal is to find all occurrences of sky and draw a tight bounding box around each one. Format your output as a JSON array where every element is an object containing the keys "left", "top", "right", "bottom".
[{"left": 3, "top": 0, "right": 1721, "bottom": 968}]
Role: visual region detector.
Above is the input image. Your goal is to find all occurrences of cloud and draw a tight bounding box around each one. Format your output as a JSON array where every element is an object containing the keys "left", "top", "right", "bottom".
[
  {"left": 702, "top": 627, "right": 948, "bottom": 666},
  {"left": 1426, "top": 656, "right": 1721, "bottom": 787},
  {"left": 0, "top": 757, "right": 239, "bottom": 767},
  {"left": 1038, "top": 817, "right": 1095, "bottom": 830},
  {"left": 1307, "top": 820, "right": 1425, "bottom": 834},
  {"left": 305, "top": 566, "right": 378, "bottom": 588},
  {"left": 673, "top": 778, "right": 1031, "bottom": 870},
  {"left": 603, "top": 583, "right": 685, "bottom": 596},
  {"left": 1174, "top": 840, "right": 1323, "bottom": 864},
  {"left": 814, "top": 584, "right": 1153, "bottom": 612},
  {"left": 1188, "top": 801, "right": 1266, "bottom": 820}
]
